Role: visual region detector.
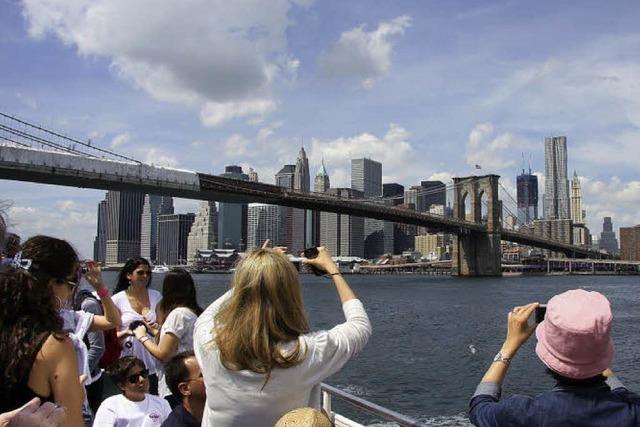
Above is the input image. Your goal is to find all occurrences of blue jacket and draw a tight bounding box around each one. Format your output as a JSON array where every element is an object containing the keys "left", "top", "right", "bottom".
[{"left": 469, "top": 377, "right": 640, "bottom": 427}]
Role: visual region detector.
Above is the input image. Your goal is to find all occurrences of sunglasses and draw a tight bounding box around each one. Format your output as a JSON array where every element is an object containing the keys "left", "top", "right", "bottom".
[
  {"left": 66, "top": 280, "right": 79, "bottom": 291},
  {"left": 126, "top": 369, "right": 149, "bottom": 384},
  {"left": 134, "top": 270, "right": 151, "bottom": 276}
]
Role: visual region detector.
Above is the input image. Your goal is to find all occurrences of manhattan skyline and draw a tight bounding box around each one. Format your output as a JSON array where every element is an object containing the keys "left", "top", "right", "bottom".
[{"left": 1, "top": 1, "right": 640, "bottom": 257}]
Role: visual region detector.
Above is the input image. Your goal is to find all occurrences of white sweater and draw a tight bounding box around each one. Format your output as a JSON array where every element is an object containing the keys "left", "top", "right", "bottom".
[{"left": 193, "top": 290, "right": 372, "bottom": 427}]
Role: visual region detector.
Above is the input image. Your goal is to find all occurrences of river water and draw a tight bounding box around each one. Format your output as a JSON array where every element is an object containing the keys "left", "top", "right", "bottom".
[{"left": 102, "top": 272, "right": 640, "bottom": 426}]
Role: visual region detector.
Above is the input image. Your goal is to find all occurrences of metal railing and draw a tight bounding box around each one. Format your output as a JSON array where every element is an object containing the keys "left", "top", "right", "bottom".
[{"left": 321, "top": 383, "right": 425, "bottom": 427}]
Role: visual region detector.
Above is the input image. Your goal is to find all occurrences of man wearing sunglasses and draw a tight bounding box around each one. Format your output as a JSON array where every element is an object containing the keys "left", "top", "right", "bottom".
[
  {"left": 94, "top": 356, "right": 171, "bottom": 426},
  {"left": 162, "top": 351, "right": 206, "bottom": 427}
]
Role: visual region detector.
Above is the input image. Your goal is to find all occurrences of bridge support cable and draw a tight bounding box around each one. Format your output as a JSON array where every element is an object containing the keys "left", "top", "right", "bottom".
[
  {"left": 0, "top": 112, "right": 142, "bottom": 164},
  {"left": 0, "top": 123, "right": 100, "bottom": 158}
]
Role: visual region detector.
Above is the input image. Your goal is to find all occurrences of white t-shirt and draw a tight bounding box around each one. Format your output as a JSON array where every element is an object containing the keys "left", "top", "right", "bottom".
[
  {"left": 112, "top": 289, "right": 162, "bottom": 374},
  {"left": 157, "top": 307, "right": 198, "bottom": 398},
  {"left": 60, "top": 308, "right": 95, "bottom": 385},
  {"left": 93, "top": 394, "right": 171, "bottom": 427},
  {"left": 194, "top": 290, "right": 372, "bottom": 427}
]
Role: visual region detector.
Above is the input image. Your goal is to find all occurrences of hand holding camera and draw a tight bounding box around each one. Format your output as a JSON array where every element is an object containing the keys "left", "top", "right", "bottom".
[
  {"left": 301, "top": 246, "right": 340, "bottom": 277},
  {"left": 502, "top": 302, "right": 539, "bottom": 356},
  {"left": 80, "top": 260, "right": 105, "bottom": 291}
]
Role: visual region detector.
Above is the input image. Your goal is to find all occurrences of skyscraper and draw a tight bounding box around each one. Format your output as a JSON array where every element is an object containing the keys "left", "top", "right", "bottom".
[
  {"left": 275, "top": 165, "right": 295, "bottom": 189},
  {"left": 383, "top": 183, "right": 404, "bottom": 205},
  {"left": 570, "top": 171, "right": 584, "bottom": 224},
  {"left": 620, "top": 225, "right": 640, "bottom": 261},
  {"left": 599, "top": 217, "right": 619, "bottom": 255},
  {"left": 140, "top": 194, "right": 174, "bottom": 262},
  {"left": 314, "top": 160, "right": 330, "bottom": 193},
  {"left": 419, "top": 181, "right": 446, "bottom": 210},
  {"left": 312, "top": 160, "right": 331, "bottom": 246},
  {"left": 93, "top": 197, "right": 107, "bottom": 264},
  {"left": 105, "top": 190, "right": 145, "bottom": 265},
  {"left": 544, "top": 136, "right": 570, "bottom": 219},
  {"left": 351, "top": 158, "right": 382, "bottom": 198},
  {"left": 186, "top": 201, "right": 218, "bottom": 264},
  {"left": 516, "top": 169, "right": 538, "bottom": 225},
  {"left": 351, "top": 158, "right": 385, "bottom": 258},
  {"left": 218, "top": 166, "right": 249, "bottom": 250},
  {"left": 320, "top": 188, "right": 364, "bottom": 257},
  {"left": 294, "top": 147, "right": 310, "bottom": 193},
  {"left": 157, "top": 213, "right": 195, "bottom": 265},
  {"left": 570, "top": 171, "right": 588, "bottom": 246},
  {"left": 247, "top": 203, "right": 281, "bottom": 250},
  {"left": 292, "top": 147, "right": 311, "bottom": 255}
]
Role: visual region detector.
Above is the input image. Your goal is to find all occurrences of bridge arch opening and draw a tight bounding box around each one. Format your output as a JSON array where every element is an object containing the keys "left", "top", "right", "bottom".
[
  {"left": 461, "top": 192, "right": 471, "bottom": 221},
  {"left": 479, "top": 190, "right": 488, "bottom": 225}
]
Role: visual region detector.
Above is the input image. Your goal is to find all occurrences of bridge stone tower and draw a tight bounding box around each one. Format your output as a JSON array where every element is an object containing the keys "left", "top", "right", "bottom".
[{"left": 451, "top": 174, "right": 502, "bottom": 277}]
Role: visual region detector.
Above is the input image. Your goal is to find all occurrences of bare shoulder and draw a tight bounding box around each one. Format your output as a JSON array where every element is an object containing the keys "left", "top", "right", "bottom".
[{"left": 38, "top": 334, "right": 74, "bottom": 361}]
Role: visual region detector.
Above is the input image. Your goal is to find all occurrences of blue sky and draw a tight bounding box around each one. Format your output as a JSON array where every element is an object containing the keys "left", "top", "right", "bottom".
[{"left": 1, "top": 0, "right": 640, "bottom": 257}]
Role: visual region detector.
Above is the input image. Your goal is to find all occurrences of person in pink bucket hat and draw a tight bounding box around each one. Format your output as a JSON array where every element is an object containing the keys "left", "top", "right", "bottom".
[{"left": 469, "top": 289, "right": 640, "bottom": 427}]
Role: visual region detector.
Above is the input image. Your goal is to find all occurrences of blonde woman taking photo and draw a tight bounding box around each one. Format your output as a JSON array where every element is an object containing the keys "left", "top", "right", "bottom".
[{"left": 193, "top": 244, "right": 372, "bottom": 427}]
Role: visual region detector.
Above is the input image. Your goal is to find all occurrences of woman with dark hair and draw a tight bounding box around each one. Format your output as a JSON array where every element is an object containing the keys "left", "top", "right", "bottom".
[
  {"left": 93, "top": 356, "right": 171, "bottom": 426},
  {"left": 112, "top": 257, "right": 162, "bottom": 394},
  {"left": 132, "top": 268, "right": 203, "bottom": 400},
  {"left": 0, "top": 235, "right": 120, "bottom": 427},
  {"left": 194, "top": 244, "right": 372, "bottom": 427}
]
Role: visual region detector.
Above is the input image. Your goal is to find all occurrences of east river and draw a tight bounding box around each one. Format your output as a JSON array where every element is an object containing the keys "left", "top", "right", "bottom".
[{"left": 101, "top": 272, "right": 640, "bottom": 426}]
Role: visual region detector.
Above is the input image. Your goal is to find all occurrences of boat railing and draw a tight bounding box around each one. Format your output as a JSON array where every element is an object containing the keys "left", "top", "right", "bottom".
[{"left": 321, "top": 383, "right": 425, "bottom": 427}]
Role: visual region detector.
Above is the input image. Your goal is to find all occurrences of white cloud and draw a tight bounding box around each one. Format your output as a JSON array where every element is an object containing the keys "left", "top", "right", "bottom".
[
  {"left": 465, "top": 123, "right": 533, "bottom": 173},
  {"left": 482, "top": 35, "right": 640, "bottom": 133},
  {"left": 55, "top": 200, "right": 79, "bottom": 211},
  {"left": 256, "top": 121, "right": 283, "bottom": 141},
  {"left": 8, "top": 204, "right": 96, "bottom": 258},
  {"left": 319, "top": 15, "right": 411, "bottom": 88},
  {"left": 199, "top": 99, "right": 276, "bottom": 127},
  {"left": 581, "top": 176, "right": 640, "bottom": 232},
  {"left": 21, "top": 0, "right": 301, "bottom": 126},
  {"left": 110, "top": 132, "right": 130, "bottom": 149},
  {"left": 309, "top": 123, "right": 416, "bottom": 187},
  {"left": 143, "top": 148, "right": 178, "bottom": 168},
  {"left": 15, "top": 92, "right": 37, "bottom": 109},
  {"left": 223, "top": 134, "right": 251, "bottom": 157}
]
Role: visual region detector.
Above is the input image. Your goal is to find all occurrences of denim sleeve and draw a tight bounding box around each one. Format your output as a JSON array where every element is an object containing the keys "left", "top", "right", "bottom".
[
  {"left": 81, "top": 297, "right": 105, "bottom": 373},
  {"left": 469, "top": 382, "right": 524, "bottom": 427},
  {"left": 606, "top": 375, "right": 626, "bottom": 391}
]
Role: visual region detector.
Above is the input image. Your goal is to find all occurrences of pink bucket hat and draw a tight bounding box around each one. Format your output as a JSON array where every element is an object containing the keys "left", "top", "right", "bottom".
[{"left": 535, "top": 289, "right": 614, "bottom": 379}]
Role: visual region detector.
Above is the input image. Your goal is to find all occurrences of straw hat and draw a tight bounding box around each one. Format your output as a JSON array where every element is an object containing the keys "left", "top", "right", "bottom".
[{"left": 274, "top": 407, "right": 333, "bottom": 427}]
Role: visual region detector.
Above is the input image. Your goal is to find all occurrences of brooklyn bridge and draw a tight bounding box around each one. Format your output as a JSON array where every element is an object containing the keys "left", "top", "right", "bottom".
[{"left": 0, "top": 113, "right": 610, "bottom": 277}]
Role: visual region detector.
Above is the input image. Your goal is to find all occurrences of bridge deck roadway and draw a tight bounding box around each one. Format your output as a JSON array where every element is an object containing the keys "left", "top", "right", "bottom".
[{"left": 0, "top": 145, "right": 606, "bottom": 258}]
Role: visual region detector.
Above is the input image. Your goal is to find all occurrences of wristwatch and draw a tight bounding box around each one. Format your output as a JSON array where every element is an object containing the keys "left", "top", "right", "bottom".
[{"left": 493, "top": 351, "right": 511, "bottom": 365}]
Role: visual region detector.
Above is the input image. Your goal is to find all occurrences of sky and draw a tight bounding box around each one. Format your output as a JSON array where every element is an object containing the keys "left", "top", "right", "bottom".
[{"left": 1, "top": 0, "right": 640, "bottom": 257}]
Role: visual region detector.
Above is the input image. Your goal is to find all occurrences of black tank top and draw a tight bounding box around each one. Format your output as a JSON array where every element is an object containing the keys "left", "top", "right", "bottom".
[{"left": 0, "top": 334, "right": 54, "bottom": 412}]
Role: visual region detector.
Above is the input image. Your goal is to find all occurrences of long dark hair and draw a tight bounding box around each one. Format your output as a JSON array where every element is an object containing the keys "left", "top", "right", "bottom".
[
  {"left": 114, "top": 257, "right": 152, "bottom": 293},
  {"left": 156, "top": 268, "right": 202, "bottom": 325},
  {"left": 0, "top": 235, "right": 75, "bottom": 396}
]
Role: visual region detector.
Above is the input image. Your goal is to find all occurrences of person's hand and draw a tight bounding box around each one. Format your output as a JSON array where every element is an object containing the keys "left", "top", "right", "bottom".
[
  {"left": 142, "top": 318, "right": 159, "bottom": 336},
  {"left": 82, "top": 260, "right": 105, "bottom": 291},
  {"left": 117, "top": 329, "right": 134, "bottom": 339},
  {"left": 302, "top": 247, "right": 339, "bottom": 275},
  {"left": 602, "top": 368, "right": 615, "bottom": 377},
  {"left": 261, "top": 239, "right": 288, "bottom": 256},
  {"left": 502, "top": 302, "right": 539, "bottom": 357},
  {"left": 133, "top": 325, "right": 147, "bottom": 340},
  {"left": 0, "top": 398, "right": 66, "bottom": 427}
]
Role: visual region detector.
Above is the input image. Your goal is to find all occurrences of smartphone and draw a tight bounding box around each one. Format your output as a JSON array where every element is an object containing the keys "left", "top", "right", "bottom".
[
  {"left": 535, "top": 304, "right": 547, "bottom": 323},
  {"left": 303, "top": 247, "right": 319, "bottom": 259},
  {"left": 302, "top": 247, "right": 324, "bottom": 275}
]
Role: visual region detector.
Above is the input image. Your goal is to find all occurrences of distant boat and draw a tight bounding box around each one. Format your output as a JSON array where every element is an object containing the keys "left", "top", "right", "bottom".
[{"left": 152, "top": 264, "right": 170, "bottom": 273}]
